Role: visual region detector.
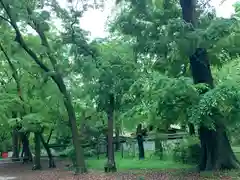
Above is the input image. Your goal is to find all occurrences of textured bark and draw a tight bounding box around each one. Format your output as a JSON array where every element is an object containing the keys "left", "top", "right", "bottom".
[
  {"left": 104, "top": 94, "right": 117, "bottom": 173},
  {"left": 199, "top": 123, "right": 240, "bottom": 170},
  {"left": 56, "top": 77, "right": 87, "bottom": 173},
  {"left": 180, "top": 0, "right": 240, "bottom": 171},
  {"left": 190, "top": 49, "right": 240, "bottom": 171},
  {"left": 179, "top": 0, "right": 196, "bottom": 27}
]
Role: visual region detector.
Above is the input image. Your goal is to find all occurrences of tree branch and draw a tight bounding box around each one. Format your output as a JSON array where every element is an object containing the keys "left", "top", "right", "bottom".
[
  {"left": 0, "top": 0, "right": 50, "bottom": 73},
  {"left": 0, "top": 14, "right": 11, "bottom": 23},
  {"left": 26, "top": 7, "right": 58, "bottom": 68},
  {"left": 0, "top": 43, "right": 25, "bottom": 103}
]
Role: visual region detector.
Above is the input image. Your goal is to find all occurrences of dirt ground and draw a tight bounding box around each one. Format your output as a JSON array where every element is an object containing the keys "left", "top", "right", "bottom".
[{"left": 0, "top": 159, "right": 233, "bottom": 180}]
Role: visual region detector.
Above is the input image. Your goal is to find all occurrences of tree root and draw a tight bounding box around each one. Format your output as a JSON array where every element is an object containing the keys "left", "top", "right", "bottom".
[
  {"left": 48, "top": 159, "right": 56, "bottom": 168},
  {"left": 74, "top": 166, "right": 87, "bottom": 175},
  {"left": 32, "top": 164, "right": 41, "bottom": 170},
  {"left": 104, "top": 160, "right": 117, "bottom": 173}
]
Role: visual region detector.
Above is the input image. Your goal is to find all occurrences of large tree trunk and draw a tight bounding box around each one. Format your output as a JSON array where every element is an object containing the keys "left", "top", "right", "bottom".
[
  {"left": 199, "top": 123, "right": 240, "bottom": 170},
  {"left": 39, "top": 133, "right": 56, "bottom": 168},
  {"left": 56, "top": 77, "right": 87, "bottom": 174},
  {"left": 104, "top": 94, "right": 117, "bottom": 172},
  {"left": 190, "top": 49, "right": 240, "bottom": 171},
  {"left": 180, "top": 0, "right": 240, "bottom": 171}
]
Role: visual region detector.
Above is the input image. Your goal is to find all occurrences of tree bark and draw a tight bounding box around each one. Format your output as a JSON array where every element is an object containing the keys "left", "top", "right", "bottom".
[
  {"left": 136, "top": 124, "right": 145, "bottom": 160},
  {"left": 115, "top": 126, "right": 120, "bottom": 151},
  {"left": 199, "top": 122, "right": 240, "bottom": 170},
  {"left": 39, "top": 133, "right": 56, "bottom": 168},
  {"left": 32, "top": 132, "right": 41, "bottom": 170},
  {"left": 104, "top": 94, "right": 117, "bottom": 172},
  {"left": 155, "top": 128, "right": 163, "bottom": 159},
  {"left": 180, "top": 0, "right": 240, "bottom": 171},
  {"left": 105, "top": 134, "right": 108, "bottom": 157},
  {"left": 11, "top": 111, "right": 20, "bottom": 161},
  {"left": 47, "top": 129, "right": 53, "bottom": 144},
  {"left": 56, "top": 76, "right": 87, "bottom": 173},
  {"left": 188, "top": 123, "right": 195, "bottom": 135},
  {"left": 21, "top": 132, "right": 32, "bottom": 163},
  {"left": 190, "top": 48, "right": 240, "bottom": 171},
  {"left": 11, "top": 128, "right": 19, "bottom": 161},
  {"left": 179, "top": 0, "right": 196, "bottom": 27}
]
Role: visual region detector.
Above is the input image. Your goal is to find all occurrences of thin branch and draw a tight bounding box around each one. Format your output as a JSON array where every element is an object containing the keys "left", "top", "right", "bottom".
[
  {"left": 69, "top": 12, "right": 99, "bottom": 68},
  {"left": 0, "top": 14, "right": 11, "bottom": 23},
  {"left": 26, "top": 7, "right": 58, "bottom": 68},
  {"left": 0, "top": 43, "right": 24, "bottom": 102},
  {"left": 0, "top": 43, "right": 17, "bottom": 76}
]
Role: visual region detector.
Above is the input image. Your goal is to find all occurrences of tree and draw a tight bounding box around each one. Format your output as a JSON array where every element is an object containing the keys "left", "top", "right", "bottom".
[
  {"left": 180, "top": 0, "right": 240, "bottom": 171},
  {"left": 112, "top": 0, "right": 240, "bottom": 171},
  {"left": 71, "top": 37, "right": 137, "bottom": 171},
  {"left": 0, "top": 0, "right": 87, "bottom": 173}
]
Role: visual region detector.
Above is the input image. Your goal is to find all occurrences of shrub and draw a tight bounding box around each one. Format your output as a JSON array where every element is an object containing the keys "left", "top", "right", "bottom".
[{"left": 172, "top": 136, "right": 201, "bottom": 164}]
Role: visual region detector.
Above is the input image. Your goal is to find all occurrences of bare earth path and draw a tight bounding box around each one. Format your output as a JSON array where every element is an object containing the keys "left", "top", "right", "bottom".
[{"left": 0, "top": 159, "right": 235, "bottom": 180}]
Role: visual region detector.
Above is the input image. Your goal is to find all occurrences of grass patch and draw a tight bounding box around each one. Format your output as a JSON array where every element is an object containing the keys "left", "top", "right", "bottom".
[{"left": 86, "top": 151, "right": 192, "bottom": 171}]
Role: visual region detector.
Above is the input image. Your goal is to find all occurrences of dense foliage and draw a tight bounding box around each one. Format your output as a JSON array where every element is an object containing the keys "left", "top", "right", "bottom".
[{"left": 1, "top": 0, "right": 240, "bottom": 174}]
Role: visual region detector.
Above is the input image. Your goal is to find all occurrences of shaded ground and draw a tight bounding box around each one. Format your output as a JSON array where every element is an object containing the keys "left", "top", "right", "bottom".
[{"left": 0, "top": 159, "right": 239, "bottom": 180}]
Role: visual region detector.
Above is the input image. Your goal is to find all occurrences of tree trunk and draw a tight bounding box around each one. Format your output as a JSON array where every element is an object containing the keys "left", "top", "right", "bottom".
[
  {"left": 56, "top": 76, "right": 87, "bottom": 174},
  {"left": 190, "top": 48, "right": 240, "bottom": 171},
  {"left": 21, "top": 132, "right": 32, "bottom": 163},
  {"left": 39, "top": 133, "right": 56, "bottom": 168},
  {"left": 105, "top": 134, "right": 108, "bottom": 157},
  {"left": 47, "top": 129, "right": 53, "bottom": 144},
  {"left": 136, "top": 124, "right": 145, "bottom": 160},
  {"left": 155, "top": 139, "right": 163, "bottom": 159},
  {"left": 180, "top": 0, "right": 240, "bottom": 171},
  {"left": 12, "top": 128, "right": 19, "bottom": 161},
  {"left": 115, "top": 126, "right": 120, "bottom": 151},
  {"left": 188, "top": 123, "right": 195, "bottom": 135},
  {"left": 199, "top": 123, "right": 240, "bottom": 170},
  {"left": 137, "top": 134, "right": 145, "bottom": 160},
  {"left": 32, "top": 132, "right": 41, "bottom": 170},
  {"left": 155, "top": 128, "right": 163, "bottom": 159},
  {"left": 179, "top": 0, "right": 196, "bottom": 26},
  {"left": 104, "top": 94, "right": 117, "bottom": 172},
  {"left": 11, "top": 112, "right": 20, "bottom": 161}
]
